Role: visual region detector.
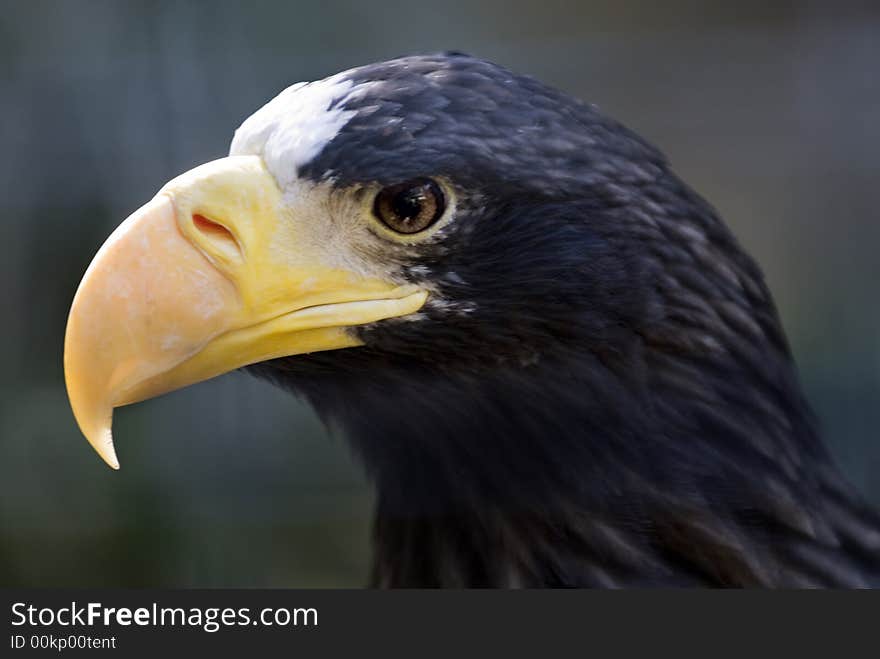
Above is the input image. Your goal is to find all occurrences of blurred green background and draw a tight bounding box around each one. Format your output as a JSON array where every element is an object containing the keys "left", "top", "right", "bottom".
[{"left": 1, "top": 0, "right": 878, "bottom": 586}]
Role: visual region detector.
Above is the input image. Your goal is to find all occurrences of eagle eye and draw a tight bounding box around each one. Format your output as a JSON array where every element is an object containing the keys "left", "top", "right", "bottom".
[{"left": 373, "top": 178, "right": 445, "bottom": 234}]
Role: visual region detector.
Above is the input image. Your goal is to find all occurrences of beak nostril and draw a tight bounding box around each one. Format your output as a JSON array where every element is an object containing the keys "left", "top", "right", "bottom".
[{"left": 192, "top": 214, "right": 241, "bottom": 259}]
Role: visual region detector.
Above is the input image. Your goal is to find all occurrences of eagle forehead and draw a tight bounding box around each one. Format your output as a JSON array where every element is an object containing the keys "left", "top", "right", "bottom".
[
  {"left": 227, "top": 54, "right": 504, "bottom": 189},
  {"left": 229, "top": 74, "right": 368, "bottom": 188}
]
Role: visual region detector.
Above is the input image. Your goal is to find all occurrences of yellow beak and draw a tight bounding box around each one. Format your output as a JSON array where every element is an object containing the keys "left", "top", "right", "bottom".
[{"left": 64, "top": 156, "right": 427, "bottom": 469}]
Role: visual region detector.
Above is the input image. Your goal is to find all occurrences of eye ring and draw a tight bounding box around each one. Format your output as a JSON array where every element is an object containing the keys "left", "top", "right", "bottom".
[{"left": 373, "top": 178, "right": 446, "bottom": 234}]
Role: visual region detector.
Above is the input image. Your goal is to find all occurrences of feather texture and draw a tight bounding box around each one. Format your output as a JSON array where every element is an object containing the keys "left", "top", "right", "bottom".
[{"left": 247, "top": 53, "right": 880, "bottom": 587}]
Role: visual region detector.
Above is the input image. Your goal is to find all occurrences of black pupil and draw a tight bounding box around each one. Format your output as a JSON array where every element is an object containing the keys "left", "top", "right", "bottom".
[{"left": 393, "top": 187, "right": 427, "bottom": 222}]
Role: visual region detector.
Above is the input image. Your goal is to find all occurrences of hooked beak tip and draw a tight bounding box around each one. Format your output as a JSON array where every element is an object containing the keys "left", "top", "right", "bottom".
[{"left": 89, "top": 426, "right": 120, "bottom": 470}]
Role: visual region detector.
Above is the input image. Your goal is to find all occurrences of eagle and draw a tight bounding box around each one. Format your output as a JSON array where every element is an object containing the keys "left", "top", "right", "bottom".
[{"left": 64, "top": 53, "right": 880, "bottom": 587}]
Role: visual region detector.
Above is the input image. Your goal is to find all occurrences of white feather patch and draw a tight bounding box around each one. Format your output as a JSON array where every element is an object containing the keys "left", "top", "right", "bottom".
[{"left": 229, "top": 75, "right": 357, "bottom": 187}]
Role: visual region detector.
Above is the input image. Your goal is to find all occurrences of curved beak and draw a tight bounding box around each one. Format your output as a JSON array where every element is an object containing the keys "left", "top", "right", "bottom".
[{"left": 64, "top": 156, "right": 426, "bottom": 469}]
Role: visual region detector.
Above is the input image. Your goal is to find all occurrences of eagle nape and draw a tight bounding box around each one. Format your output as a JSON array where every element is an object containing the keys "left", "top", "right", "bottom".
[{"left": 64, "top": 53, "right": 880, "bottom": 588}]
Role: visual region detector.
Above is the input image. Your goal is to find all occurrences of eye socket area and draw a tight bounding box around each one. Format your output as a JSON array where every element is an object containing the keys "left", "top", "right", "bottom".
[{"left": 373, "top": 178, "right": 446, "bottom": 235}]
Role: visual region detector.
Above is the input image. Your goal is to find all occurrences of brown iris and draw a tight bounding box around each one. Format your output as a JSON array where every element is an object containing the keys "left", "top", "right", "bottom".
[{"left": 373, "top": 178, "right": 445, "bottom": 234}]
